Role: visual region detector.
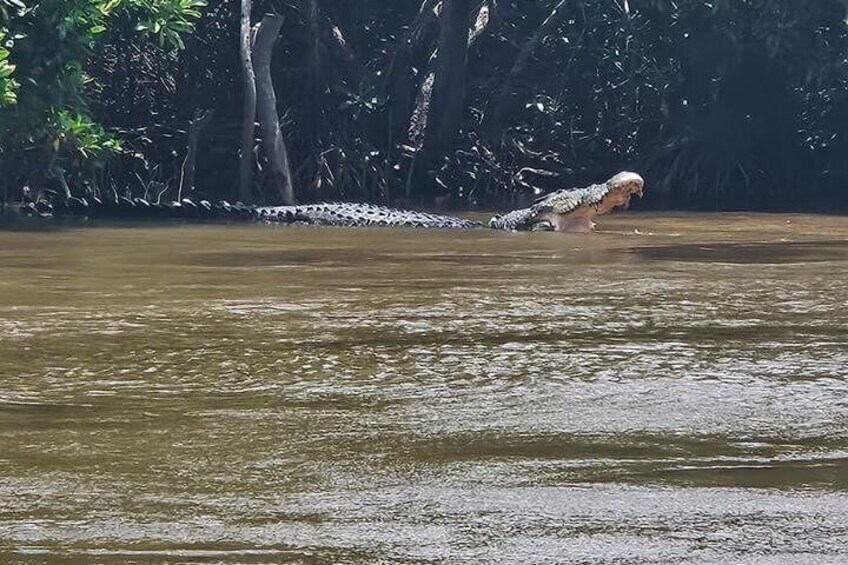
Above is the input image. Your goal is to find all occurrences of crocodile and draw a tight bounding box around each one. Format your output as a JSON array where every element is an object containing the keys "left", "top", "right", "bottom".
[
  {"left": 19, "top": 171, "right": 644, "bottom": 233},
  {"left": 487, "top": 171, "right": 644, "bottom": 232}
]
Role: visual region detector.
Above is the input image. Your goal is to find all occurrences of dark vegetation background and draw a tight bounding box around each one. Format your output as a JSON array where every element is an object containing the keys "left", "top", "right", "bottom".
[{"left": 2, "top": 0, "right": 847, "bottom": 211}]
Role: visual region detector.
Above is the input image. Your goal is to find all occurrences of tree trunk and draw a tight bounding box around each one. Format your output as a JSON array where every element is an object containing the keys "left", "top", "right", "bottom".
[
  {"left": 179, "top": 109, "right": 214, "bottom": 200},
  {"left": 384, "top": 0, "right": 441, "bottom": 145},
  {"left": 239, "top": 0, "right": 257, "bottom": 202},
  {"left": 405, "top": 0, "right": 472, "bottom": 199},
  {"left": 407, "top": 62, "right": 437, "bottom": 150},
  {"left": 422, "top": 0, "right": 473, "bottom": 156},
  {"left": 305, "top": 0, "right": 321, "bottom": 92},
  {"left": 484, "top": 0, "right": 570, "bottom": 138},
  {"left": 253, "top": 14, "right": 296, "bottom": 205}
]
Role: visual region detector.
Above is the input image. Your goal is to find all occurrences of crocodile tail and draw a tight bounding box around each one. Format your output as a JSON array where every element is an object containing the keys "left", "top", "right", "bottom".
[{"left": 19, "top": 192, "right": 258, "bottom": 221}]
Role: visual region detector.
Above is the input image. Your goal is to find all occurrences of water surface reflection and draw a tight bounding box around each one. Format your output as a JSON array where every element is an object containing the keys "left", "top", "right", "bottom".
[{"left": 1, "top": 213, "right": 847, "bottom": 563}]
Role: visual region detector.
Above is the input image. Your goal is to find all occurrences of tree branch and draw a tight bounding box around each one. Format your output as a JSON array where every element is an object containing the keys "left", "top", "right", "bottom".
[{"left": 485, "top": 0, "right": 570, "bottom": 137}]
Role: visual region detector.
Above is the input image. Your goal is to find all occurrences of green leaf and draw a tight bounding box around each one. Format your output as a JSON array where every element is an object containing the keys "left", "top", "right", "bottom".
[{"left": 99, "top": 0, "right": 121, "bottom": 14}]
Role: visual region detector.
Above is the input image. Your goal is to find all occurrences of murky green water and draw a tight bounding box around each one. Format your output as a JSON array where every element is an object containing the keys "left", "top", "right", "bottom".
[{"left": 1, "top": 213, "right": 847, "bottom": 564}]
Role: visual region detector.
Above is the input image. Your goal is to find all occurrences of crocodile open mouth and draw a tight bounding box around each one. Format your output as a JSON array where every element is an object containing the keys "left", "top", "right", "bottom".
[{"left": 596, "top": 172, "right": 645, "bottom": 216}]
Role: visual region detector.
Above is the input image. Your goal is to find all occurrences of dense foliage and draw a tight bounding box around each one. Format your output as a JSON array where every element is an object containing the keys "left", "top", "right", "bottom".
[
  {"left": 0, "top": 0, "right": 204, "bottom": 201},
  {"left": 2, "top": 0, "right": 847, "bottom": 210}
]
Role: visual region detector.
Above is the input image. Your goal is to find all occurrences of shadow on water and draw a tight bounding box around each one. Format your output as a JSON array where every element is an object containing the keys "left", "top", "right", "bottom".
[
  {"left": 633, "top": 240, "right": 848, "bottom": 264},
  {"left": 0, "top": 212, "right": 78, "bottom": 232},
  {"left": 188, "top": 248, "right": 629, "bottom": 268}
]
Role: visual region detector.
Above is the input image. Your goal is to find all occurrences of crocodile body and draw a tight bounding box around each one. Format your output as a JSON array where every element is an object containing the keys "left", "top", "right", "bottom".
[
  {"left": 20, "top": 172, "right": 643, "bottom": 233},
  {"left": 255, "top": 202, "right": 484, "bottom": 229}
]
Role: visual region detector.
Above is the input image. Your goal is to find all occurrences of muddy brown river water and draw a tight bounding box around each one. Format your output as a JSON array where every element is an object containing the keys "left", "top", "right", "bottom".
[{"left": 1, "top": 212, "right": 847, "bottom": 564}]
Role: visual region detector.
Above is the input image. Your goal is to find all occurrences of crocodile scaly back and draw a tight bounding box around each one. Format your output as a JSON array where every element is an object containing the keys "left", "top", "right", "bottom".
[{"left": 256, "top": 202, "right": 483, "bottom": 229}]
